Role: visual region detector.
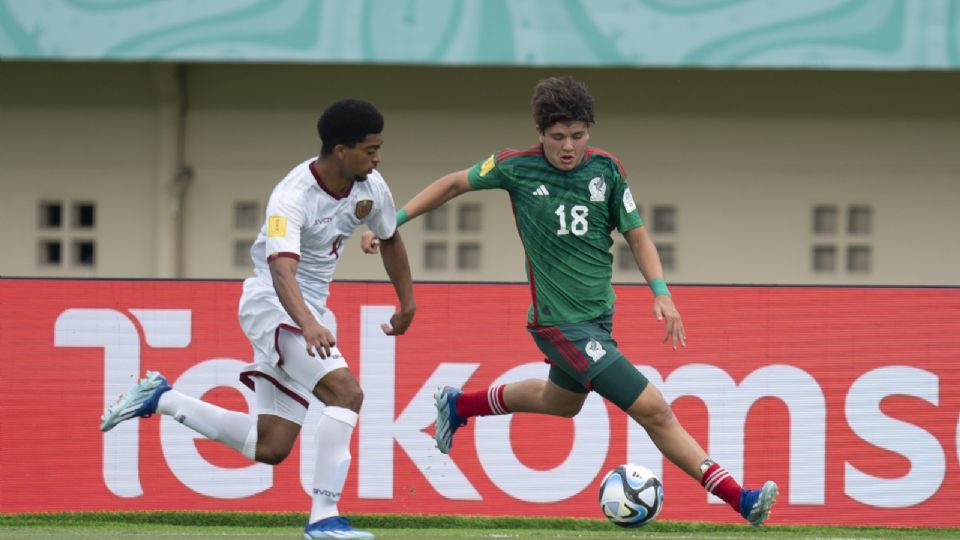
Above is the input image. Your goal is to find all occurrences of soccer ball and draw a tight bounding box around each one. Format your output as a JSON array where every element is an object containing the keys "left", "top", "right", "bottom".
[{"left": 598, "top": 464, "right": 664, "bottom": 527}]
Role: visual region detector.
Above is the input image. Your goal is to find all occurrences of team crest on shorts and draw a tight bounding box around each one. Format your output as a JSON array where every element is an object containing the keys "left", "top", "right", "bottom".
[
  {"left": 355, "top": 199, "right": 373, "bottom": 219},
  {"left": 585, "top": 339, "right": 607, "bottom": 361}
]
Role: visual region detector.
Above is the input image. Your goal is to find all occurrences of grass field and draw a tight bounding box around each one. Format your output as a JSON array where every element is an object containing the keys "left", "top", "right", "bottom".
[{"left": 1, "top": 512, "right": 957, "bottom": 539}]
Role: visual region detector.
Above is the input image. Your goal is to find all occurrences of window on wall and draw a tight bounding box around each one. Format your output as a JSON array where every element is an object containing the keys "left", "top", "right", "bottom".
[
  {"left": 424, "top": 242, "right": 448, "bottom": 270},
  {"left": 38, "top": 240, "right": 62, "bottom": 266},
  {"left": 657, "top": 243, "right": 676, "bottom": 272},
  {"left": 234, "top": 239, "right": 254, "bottom": 268},
  {"left": 424, "top": 206, "right": 448, "bottom": 232},
  {"left": 231, "top": 201, "right": 260, "bottom": 270},
  {"left": 848, "top": 205, "right": 872, "bottom": 235},
  {"left": 640, "top": 204, "right": 678, "bottom": 276},
  {"left": 813, "top": 205, "right": 837, "bottom": 234},
  {"left": 72, "top": 240, "right": 96, "bottom": 267},
  {"left": 812, "top": 245, "right": 836, "bottom": 273},
  {"left": 39, "top": 201, "right": 63, "bottom": 229},
  {"left": 847, "top": 244, "right": 871, "bottom": 273},
  {"left": 72, "top": 202, "right": 96, "bottom": 229},
  {"left": 423, "top": 203, "right": 485, "bottom": 273},
  {"left": 457, "top": 242, "right": 481, "bottom": 270},
  {"left": 458, "top": 203, "right": 482, "bottom": 232},
  {"left": 652, "top": 205, "right": 676, "bottom": 234},
  {"left": 810, "top": 204, "right": 873, "bottom": 275},
  {"left": 37, "top": 199, "right": 98, "bottom": 269},
  {"left": 234, "top": 201, "right": 260, "bottom": 229}
]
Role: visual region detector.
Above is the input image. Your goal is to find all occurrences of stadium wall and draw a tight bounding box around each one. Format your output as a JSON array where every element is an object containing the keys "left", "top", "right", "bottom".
[
  {"left": 2, "top": 63, "right": 959, "bottom": 285},
  {"left": 1, "top": 278, "right": 958, "bottom": 527}
]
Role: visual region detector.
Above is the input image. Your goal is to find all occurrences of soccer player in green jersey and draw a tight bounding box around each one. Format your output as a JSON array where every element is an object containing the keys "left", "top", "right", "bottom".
[{"left": 362, "top": 76, "right": 778, "bottom": 526}]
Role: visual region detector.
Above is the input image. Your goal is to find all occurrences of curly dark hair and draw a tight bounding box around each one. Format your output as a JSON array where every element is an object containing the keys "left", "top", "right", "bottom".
[
  {"left": 531, "top": 76, "right": 595, "bottom": 132},
  {"left": 317, "top": 98, "right": 384, "bottom": 156}
]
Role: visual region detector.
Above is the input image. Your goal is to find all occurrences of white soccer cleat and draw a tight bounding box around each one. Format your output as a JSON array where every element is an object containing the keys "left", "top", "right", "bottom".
[
  {"left": 740, "top": 480, "right": 779, "bottom": 527},
  {"left": 100, "top": 371, "right": 172, "bottom": 432}
]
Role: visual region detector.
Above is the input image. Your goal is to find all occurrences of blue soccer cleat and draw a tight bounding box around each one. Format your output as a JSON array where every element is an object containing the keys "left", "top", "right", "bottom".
[
  {"left": 740, "top": 480, "right": 779, "bottom": 527},
  {"left": 304, "top": 516, "right": 374, "bottom": 539},
  {"left": 100, "top": 371, "right": 172, "bottom": 432},
  {"left": 433, "top": 385, "right": 467, "bottom": 454}
]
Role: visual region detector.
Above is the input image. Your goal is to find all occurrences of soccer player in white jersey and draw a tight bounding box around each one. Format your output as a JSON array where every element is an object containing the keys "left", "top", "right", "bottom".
[{"left": 100, "top": 99, "right": 415, "bottom": 539}]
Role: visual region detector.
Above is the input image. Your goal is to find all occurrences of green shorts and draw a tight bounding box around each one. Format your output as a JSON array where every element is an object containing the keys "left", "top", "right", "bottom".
[{"left": 527, "top": 311, "right": 649, "bottom": 411}]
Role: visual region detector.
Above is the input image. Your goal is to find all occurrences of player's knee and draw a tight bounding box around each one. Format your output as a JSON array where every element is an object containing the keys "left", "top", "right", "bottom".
[
  {"left": 326, "top": 380, "right": 364, "bottom": 412},
  {"left": 342, "top": 384, "right": 364, "bottom": 412},
  {"left": 256, "top": 443, "right": 293, "bottom": 465},
  {"left": 636, "top": 395, "right": 675, "bottom": 430},
  {"left": 314, "top": 371, "right": 365, "bottom": 411},
  {"left": 650, "top": 400, "right": 676, "bottom": 428},
  {"left": 553, "top": 400, "right": 583, "bottom": 418}
]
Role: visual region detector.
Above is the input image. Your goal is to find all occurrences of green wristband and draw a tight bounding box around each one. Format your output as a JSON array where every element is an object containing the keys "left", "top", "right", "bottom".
[
  {"left": 396, "top": 208, "right": 410, "bottom": 227},
  {"left": 649, "top": 278, "right": 671, "bottom": 297}
]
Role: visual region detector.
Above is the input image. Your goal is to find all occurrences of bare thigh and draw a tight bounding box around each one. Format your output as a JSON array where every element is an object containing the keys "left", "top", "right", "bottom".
[
  {"left": 505, "top": 378, "right": 588, "bottom": 418},
  {"left": 312, "top": 366, "right": 364, "bottom": 412}
]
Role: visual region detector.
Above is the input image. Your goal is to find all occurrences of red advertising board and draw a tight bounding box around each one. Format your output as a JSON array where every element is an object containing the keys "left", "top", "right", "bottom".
[{"left": 0, "top": 279, "right": 958, "bottom": 526}]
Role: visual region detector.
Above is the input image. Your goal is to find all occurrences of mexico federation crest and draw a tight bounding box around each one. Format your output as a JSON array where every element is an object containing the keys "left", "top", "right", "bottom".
[
  {"left": 585, "top": 338, "right": 607, "bottom": 361},
  {"left": 355, "top": 199, "right": 373, "bottom": 219},
  {"left": 589, "top": 176, "right": 606, "bottom": 202}
]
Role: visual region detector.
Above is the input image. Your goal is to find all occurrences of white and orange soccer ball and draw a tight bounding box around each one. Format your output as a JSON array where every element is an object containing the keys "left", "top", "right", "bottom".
[{"left": 598, "top": 464, "right": 664, "bottom": 527}]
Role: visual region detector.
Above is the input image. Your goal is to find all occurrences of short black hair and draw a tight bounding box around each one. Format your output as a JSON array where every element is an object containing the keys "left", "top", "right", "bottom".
[
  {"left": 317, "top": 99, "right": 384, "bottom": 156},
  {"left": 531, "top": 76, "right": 595, "bottom": 132}
]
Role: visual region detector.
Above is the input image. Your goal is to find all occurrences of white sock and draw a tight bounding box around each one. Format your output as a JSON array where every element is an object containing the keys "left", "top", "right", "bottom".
[
  {"left": 158, "top": 390, "right": 257, "bottom": 460},
  {"left": 309, "top": 406, "right": 358, "bottom": 524}
]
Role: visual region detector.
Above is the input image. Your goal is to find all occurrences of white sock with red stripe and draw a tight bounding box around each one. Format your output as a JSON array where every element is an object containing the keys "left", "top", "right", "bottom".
[
  {"left": 455, "top": 385, "right": 509, "bottom": 419},
  {"left": 700, "top": 461, "right": 743, "bottom": 512},
  {"left": 158, "top": 390, "right": 257, "bottom": 460}
]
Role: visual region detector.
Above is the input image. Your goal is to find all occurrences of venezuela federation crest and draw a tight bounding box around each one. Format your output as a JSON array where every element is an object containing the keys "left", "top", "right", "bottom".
[{"left": 355, "top": 199, "right": 373, "bottom": 219}]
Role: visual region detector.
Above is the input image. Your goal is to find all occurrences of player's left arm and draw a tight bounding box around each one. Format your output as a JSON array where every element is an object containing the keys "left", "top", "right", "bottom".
[
  {"left": 366, "top": 176, "right": 416, "bottom": 335},
  {"left": 378, "top": 229, "right": 416, "bottom": 336},
  {"left": 623, "top": 226, "right": 686, "bottom": 350}
]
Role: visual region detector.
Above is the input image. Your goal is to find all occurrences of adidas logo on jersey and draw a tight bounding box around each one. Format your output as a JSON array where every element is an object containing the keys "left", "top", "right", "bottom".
[{"left": 533, "top": 185, "right": 550, "bottom": 196}]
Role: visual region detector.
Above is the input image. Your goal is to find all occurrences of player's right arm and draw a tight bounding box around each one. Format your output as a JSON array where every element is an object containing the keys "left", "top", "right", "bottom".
[
  {"left": 269, "top": 257, "right": 336, "bottom": 358},
  {"left": 361, "top": 169, "right": 472, "bottom": 253},
  {"left": 399, "top": 168, "right": 473, "bottom": 222},
  {"left": 263, "top": 190, "right": 335, "bottom": 358}
]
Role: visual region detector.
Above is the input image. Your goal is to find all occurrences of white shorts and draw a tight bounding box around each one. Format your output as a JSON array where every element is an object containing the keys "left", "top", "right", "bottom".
[
  {"left": 239, "top": 276, "right": 331, "bottom": 367},
  {"left": 240, "top": 325, "right": 349, "bottom": 425},
  {"left": 238, "top": 279, "right": 347, "bottom": 425}
]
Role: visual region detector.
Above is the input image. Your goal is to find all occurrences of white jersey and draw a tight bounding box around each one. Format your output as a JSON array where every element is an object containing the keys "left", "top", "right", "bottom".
[{"left": 238, "top": 157, "right": 396, "bottom": 368}]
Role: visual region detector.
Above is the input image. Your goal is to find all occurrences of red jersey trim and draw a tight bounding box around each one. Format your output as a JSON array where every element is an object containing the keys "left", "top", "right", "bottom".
[
  {"left": 495, "top": 145, "right": 543, "bottom": 164},
  {"left": 509, "top": 198, "right": 540, "bottom": 327},
  {"left": 585, "top": 147, "right": 628, "bottom": 177},
  {"left": 267, "top": 252, "right": 300, "bottom": 263},
  {"left": 310, "top": 159, "right": 354, "bottom": 200},
  {"left": 275, "top": 323, "right": 303, "bottom": 366}
]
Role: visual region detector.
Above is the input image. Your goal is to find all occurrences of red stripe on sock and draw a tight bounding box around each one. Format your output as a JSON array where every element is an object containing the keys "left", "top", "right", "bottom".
[
  {"left": 488, "top": 385, "right": 509, "bottom": 415},
  {"left": 456, "top": 385, "right": 510, "bottom": 419},
  {"left": 700, "top": 463, "right": 743, "bottom": 513}
]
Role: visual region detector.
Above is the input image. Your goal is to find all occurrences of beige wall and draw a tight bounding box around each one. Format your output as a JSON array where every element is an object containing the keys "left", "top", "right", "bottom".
[{"left": 1, "top": 62, "right": 958, "bottom": 285}]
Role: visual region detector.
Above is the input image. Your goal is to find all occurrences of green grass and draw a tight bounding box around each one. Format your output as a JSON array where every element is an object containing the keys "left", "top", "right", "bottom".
[{"left": 0, "top": 512, "right": 957, "bottom": 539}]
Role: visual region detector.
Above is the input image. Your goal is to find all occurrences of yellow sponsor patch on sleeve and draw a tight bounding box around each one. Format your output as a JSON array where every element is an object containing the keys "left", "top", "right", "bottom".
[
  {"left": 479, "top": 154, "right": 495, "bottom": 177},
  {"left": 267, "top": 215, "right": 287, "bottom": 237}
]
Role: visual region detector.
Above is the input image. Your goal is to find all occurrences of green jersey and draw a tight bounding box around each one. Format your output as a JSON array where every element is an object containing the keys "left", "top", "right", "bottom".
[{"left": 467, "top": 145, "right": 643, "bottom": 326}]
